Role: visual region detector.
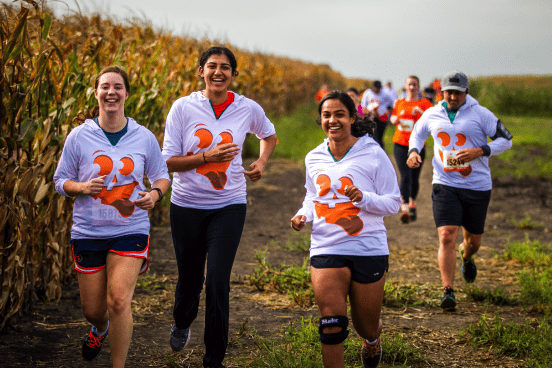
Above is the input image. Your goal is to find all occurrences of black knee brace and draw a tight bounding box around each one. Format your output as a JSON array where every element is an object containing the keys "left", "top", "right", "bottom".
[{"left": 319, "top": 315, "right": 349, "bottom": 345}]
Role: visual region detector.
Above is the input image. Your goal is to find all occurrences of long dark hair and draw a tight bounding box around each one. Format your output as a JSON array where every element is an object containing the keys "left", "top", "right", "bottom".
[{"left": 317, "top": 91, "right": 375, "bottom": 138}]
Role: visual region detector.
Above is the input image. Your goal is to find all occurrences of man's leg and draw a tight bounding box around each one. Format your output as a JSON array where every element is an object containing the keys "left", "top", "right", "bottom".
[{"left": 437, "top": 225, "right": 460, "bottom": 289}]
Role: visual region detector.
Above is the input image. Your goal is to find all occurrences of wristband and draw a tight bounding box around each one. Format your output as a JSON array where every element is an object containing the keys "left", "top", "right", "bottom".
[
  {"left": 151, "top": 187, "right": 163, "bottom": 202},
  {"left": 480, "top": 145, "right": 491, "bottom": 157},
  {"left": 408, "top": 148, "right": 420, "bottom": 156}
]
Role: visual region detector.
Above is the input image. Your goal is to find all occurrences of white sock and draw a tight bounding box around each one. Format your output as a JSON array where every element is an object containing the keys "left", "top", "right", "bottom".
[
  {"left": 365, "top": 338, "right": 378, "bottom": 346},
  {"left": 93, "top": 321, "right": 109, "bottom": 336}
]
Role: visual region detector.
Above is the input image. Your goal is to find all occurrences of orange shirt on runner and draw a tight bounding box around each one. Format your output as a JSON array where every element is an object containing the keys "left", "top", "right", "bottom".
[{"left": 391, "top": 98, "right": 433, "bottom": 146}]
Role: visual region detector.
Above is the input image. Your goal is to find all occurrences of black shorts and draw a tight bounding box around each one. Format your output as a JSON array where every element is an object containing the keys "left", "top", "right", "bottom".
[
  {"left": 310, "top": 255, "right": 389, "bottom": 284},
  {"left": 71, "top": 234, "right": 149, "bottom": 275},
  {"left": 432, "top": 184, "right": 491, "bottom": 234}
]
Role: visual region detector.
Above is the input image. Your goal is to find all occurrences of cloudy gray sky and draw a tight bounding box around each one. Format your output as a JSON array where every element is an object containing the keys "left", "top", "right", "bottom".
[{"left": 55, "top": 0, "right": 552, "bottom": 91}]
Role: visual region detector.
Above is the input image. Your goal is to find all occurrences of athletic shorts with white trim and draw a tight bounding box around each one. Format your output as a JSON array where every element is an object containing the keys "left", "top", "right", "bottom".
[
  {"left": 432, "top": 184, "right": 491, "bottom": 234},
  {"left": 310, "top": 255, "right": 388, "bottom": 284},
  {"left": 71, "top": 234, "right": 149, "bottom": 275}
]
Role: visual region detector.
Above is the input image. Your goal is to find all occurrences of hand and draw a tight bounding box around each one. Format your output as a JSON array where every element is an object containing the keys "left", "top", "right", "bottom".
[
  {"left": 291, "top": 215, "right": 306, "bottom": 231},
  {"left": 244, "top": 159, "right": 267, "bottom": 182},
  {"left": 456, "top": 147, "right": 484, "bottom": 163},
  {"left": 407, "top": 152, "right": 422, "bottom": 168},
  {"left": 411, "top": 106, "right": 424, "bottom": 116},
  {"left": 134, "top": 191, "right": 157, "bottom": 210},
  {"left": 85, "top": 175, "right": 106, "bottom": 196},
  {"left": 204, "top": 143, "right": 240, "bottom": 163},
  {"left": 344, "top": 185, "right": 363, "bottom": 202}
]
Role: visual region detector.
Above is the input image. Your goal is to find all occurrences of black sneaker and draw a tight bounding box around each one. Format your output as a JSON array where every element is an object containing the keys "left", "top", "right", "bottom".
[
  {"left": 361, "top": 336, "right": 382, "bottom": 368},
  {"left": 170, "top": 324, "right": 191, "bottom": 352},
  {"left": 440, "top": 287, "right": 456, "bottom": 310},
  {"left": 82, "top": 325, "right": 108, "bottom": 361},
  {"left": 460, "top": 246, "right": 477, "bottom": 283},
  {"left": 409, "top": 206, "right": 417, "bottom": 221}
]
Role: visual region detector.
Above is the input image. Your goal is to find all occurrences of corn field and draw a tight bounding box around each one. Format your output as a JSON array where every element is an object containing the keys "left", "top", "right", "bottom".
[{"left": 0, "top": 0, "right": 354, "bottom": 330}]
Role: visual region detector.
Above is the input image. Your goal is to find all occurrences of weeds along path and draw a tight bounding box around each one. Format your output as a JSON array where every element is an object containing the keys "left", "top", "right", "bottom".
[{"left": 1, "top": 157, "right": 551, "bottom": 367}]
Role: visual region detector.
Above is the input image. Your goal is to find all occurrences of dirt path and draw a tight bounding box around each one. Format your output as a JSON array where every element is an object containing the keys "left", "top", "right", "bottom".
[{"left": 1, "top": 156, "right": 551, "bottom": 367}]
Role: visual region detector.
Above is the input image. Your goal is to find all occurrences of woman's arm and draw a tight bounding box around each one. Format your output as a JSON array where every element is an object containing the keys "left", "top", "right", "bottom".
[
  {"left": 166, "top": 143, "right": 241, "bottom": 173},
  {"left": 243, "top": 133, "right": 277, "bottom": 182}
]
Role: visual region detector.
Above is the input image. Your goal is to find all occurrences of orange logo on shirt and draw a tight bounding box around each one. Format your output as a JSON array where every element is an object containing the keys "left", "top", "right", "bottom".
[
  {"left": 436, "top": 131, "right": 472, "bottom": 177},
  {"left": 188, "top": 125, "right": 234, "bottom": 190},
  {"left": 313, "top": 174, "right": 363, "bottom": 236},
  {"left": 92, "top": 151, "right": 139, "bottom": 217}
]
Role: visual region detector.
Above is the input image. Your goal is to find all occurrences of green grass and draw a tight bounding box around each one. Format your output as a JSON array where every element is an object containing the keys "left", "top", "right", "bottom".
[
  {"left": 464, "top": 285, "right": 519, "bottom": 306},
  {"left": 247, "top": 248, "right": 315, "bottom": 307},
  {"left": 275, "top": 231, "right": 311, "bottom": 253},
  {"left": 500, "top": 238, "right": 552, "bottom": 313},
  {"left": 461, "top": 314, "right": 552, "bottom": 367},
  {"left": 230, "top": 316, "right": 425, "bottom": 367},
  {"left": 511, "top": 212, "right": 544, "bottom": 230}
]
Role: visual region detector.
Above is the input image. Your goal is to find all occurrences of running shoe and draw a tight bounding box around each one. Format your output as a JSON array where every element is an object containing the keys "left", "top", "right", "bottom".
[
  {"left": 82, "top": 325, "right": 108, "bottom": 361},
  {"left": 400, "top": 204, "right": 410, "bottom": 224},
  {"left": 440, "top": 287, "right": 456, "bottom": 310},
  {"left": 409, "top": 206, "right": 417, "bottom": 221},
  {"left": 361, "top": 336, "right": 382, "bottom": 368},
  {"left": 459, "top": 245, "right": 477, "bottom": 283},
  {"left": 170, "top": 324, "right": 191, "bottom": 352}
]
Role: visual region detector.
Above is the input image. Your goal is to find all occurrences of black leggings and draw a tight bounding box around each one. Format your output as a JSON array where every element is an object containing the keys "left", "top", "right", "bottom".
[
  {"left": 373, "top": 118, "right": 387, "bottom": 150},
  {"left": 393, "top": 143, "right": 425, "bottom": 202},
  {"left": 170, "top": 203, "right": 246, "bottom": 367}
]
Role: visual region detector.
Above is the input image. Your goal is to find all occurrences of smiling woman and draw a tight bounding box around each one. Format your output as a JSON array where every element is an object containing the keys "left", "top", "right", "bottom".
[
  {"left": 53, "top": 65, "right": 170, "bottom": 367},
  {"left": 291, "top": 91, "right": 400, "bottom": 368},
  {"left": 161, "top": 46, "right": 277, "bottom": 368}
]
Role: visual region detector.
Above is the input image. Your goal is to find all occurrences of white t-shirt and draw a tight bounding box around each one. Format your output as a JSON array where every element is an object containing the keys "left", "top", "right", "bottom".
[
  {"left": 295, "top": 135, "right": 401, "bottom": 257},
  {"left": 162, "top": 91, "right": 276, "bottom": 209},
  {"left": 361, "top": 89, "right": 395, "bottom": 118}
]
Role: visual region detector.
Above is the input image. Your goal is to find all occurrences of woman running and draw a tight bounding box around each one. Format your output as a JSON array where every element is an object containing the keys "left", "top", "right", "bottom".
[
  {"left": 390, "top": 75, "right": 433, "bottom": 223},
  {"left": 291, "top": 91, "right": 400, "bottom": 368},
  {"left": 53, "top": 66, "right": 170, "bottom": 367},
  {"left": 162, "top": 46, "right": 277, "bottom": 368}
]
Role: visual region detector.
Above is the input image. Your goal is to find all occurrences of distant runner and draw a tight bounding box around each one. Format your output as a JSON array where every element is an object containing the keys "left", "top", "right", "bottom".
[
  {"left": 407, "top": 71, "right": 513, "bottom": 310},
  {"left": 390, "top": 75, "right": 433, "bottom": 223},
  {"left": 361, "top": 80, "right": 395, "bottom": 150}
]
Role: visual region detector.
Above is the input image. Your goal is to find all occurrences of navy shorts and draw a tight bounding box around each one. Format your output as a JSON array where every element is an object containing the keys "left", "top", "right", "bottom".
[
  {"left": 71, "top": 234, "right": 149, "bottom": 275},
  {"left": 432, "top": 184, "right": 491, "bottom": 234},
  {"left": 310, "top": 255, "right": 389, "bottom": 284}
]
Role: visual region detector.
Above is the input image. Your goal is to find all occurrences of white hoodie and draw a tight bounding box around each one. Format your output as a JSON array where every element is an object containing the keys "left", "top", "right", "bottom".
[
  {"left": 409, "top": 94, "right": 512, "bottom": 191},
  {"left": 295, "top": 135, "right": 401, "bottom": 257}
]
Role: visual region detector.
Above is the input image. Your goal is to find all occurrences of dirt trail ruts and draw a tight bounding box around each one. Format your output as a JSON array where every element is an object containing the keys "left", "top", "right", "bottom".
[{"left": 1, "top": 156, "right": 551, "bottom": 367}]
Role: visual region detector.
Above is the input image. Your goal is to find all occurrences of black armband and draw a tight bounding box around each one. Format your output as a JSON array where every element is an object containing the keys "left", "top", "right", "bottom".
[
  {"left": 490, "top": 120, "right": 513, "bottom": 140},
  {"left": 480, "top": 145, "right": 491, "bottom": 156},
  {"left": 408, "top": 148, "right": 420, "bottom": 156}
]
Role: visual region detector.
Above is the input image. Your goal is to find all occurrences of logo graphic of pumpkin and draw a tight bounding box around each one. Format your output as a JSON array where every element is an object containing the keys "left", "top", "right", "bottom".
[
  {"left": 313, "top": 173, "right": 363, "bottom": 236},
  {"left": 189, "top": 125, "right": 234, "bottom": 190},
  {"left": 436, "top": 131, "right": 472, "bottom": 177},
  {"left": 92, "top": 151, "right": 139, "bottom": 217}
]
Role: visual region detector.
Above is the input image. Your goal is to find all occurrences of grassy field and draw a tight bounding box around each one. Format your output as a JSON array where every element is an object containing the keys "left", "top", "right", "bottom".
[{"left": 266, "top": 102, "right": 552, "bottom": 180}]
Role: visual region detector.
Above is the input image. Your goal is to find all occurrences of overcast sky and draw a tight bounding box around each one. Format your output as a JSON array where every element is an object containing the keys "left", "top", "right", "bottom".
[{"left": 54, "top": 0, "right": 552, "bottom": 91}]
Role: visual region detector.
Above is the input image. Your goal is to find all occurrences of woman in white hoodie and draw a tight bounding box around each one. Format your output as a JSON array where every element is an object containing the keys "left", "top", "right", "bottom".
[
  {"left": 291, "top": 91, "right": 400, "bottom": 368},
  {"left": 162, "top": 46, "right": 277, "bottom": 368}
]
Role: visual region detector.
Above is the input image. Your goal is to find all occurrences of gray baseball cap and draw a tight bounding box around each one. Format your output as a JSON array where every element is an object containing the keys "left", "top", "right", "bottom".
[{"left": 441, "top": 70, "right": 469, "bottom": 92}]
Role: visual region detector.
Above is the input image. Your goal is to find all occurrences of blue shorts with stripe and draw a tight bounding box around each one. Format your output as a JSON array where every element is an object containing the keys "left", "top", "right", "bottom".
[{"left": 70, "top": 234, "right": 149, "bottom": 275}]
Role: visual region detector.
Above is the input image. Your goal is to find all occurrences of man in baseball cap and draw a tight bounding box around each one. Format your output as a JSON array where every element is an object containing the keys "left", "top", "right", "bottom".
[
  {"left": 406, "top": 70, "right": 513, "bottom": 310},
  {"left": 441, "top": 70, "right": 469, "bottom": 92}
]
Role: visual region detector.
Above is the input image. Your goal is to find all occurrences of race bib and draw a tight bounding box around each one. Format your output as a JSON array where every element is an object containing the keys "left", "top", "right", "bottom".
[
  {"left": 398, "top": 119, "right": 414, "bottom": 132},
  {"left": 443, "top": 150, "right": 469, "bottom": 172}
]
